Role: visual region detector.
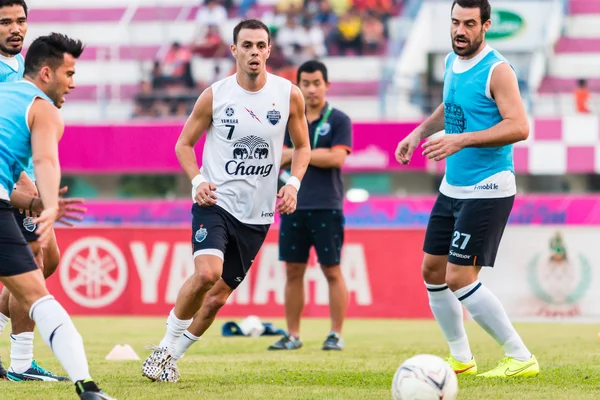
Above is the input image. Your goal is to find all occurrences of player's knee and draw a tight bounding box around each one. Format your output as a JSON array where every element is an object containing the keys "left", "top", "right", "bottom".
[
  {"left": 321, "top": 265, "right": 343, "bottom": 283},
  {"left": 446, "top": 265, "right": 477, "bottom": 292},
  {"left": 421, "top": 262, "right": 445, "bottom": 284},
  {"left": 285, "top": 263, "right": 307, "bottom": 282},
  {"left": 191, "top": 262, "right": 221, "bottom": 291}
]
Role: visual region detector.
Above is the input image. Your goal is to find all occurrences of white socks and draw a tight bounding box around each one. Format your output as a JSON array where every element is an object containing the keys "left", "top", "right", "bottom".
[
  {"left": 426, "top": 283, "right": 473, "bottom": 363},
  {"left": 159, "top": 309, "right": 193, "bottom": 354},
  {"left": 0, "top": 312, "right": 9, "bottom": 335},
  {"left": 9, "top": 332, "right": 34, "bottom": 374},
  {"left": 29, "top": 295, "right": 91, "bottom": 382},
  {"left": 456, "top": 281, "right": 532, "bottom": 361},
  {"left": 172, "top": 330, "right": 200, "bottom": 361}
]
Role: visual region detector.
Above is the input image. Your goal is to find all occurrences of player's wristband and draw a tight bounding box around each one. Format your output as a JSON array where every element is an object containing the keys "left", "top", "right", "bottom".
[
  {"left": 286, "top": 176, "right": 301, "bottom": 192},
  {"left": 191, "top": 173, "right": 207, "bottom": 199}
]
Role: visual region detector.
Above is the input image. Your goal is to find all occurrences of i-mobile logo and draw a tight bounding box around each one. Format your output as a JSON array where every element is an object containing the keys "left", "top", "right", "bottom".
[
  {"left": 261, "top": 211, "right": 274, "bottom": 218},
  {"left": 474, "top": 183, "right": 498, "bottom": 190}
]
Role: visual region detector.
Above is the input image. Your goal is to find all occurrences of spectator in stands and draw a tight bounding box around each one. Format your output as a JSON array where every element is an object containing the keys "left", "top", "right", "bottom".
[
  {"left": 361, "top": 10, "right": 384, "bottom": 53},
  {"left": 314, "top": 0, "right": 338, "bottom": 29},
  {"left": 195, "top": 0, "right": 228, "bottom": 28},
  {"left": 191, "top": 25, "right": 228, "bottom": 59},
  {"left": 160, "top": 42, "right": 195, "bottom": 89},
  {"left": 331, "top": 7, "right": 363, "bottom": 55},
  {"left": 575, "top": 79, "right": 590, "bottom": 113},
  {"left": 276, "top": 14, "right": 309, "bottom": 63},
  {"left": 303, "top": 20, "right": 327, "bottom": 59},
  {"left": 276, "top": 0, "right": 303, "bottom": 13}
]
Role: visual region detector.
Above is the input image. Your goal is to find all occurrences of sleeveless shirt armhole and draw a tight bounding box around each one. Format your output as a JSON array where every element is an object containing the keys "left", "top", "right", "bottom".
[
  {"left": 25, "top": 96, "right": 45, "bottom": 133},
  {"left": 485, "top": 61, "right": 508, "bottom": 101}
]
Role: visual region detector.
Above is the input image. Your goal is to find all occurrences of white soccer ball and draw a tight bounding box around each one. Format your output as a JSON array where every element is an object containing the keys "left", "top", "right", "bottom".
[{"left": 392, "top": 354, "right": 458, "bottom": 400}]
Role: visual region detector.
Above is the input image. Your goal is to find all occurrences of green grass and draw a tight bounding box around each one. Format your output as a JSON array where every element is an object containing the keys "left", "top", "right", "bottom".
[{"left": 0, "top": 318, "right": 598, "bottom": 399}]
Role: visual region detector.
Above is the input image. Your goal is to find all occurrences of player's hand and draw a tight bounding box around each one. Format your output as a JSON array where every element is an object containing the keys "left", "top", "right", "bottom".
[
  {"left": 33, "top": 207, "right": 59, "bottom": 247},
  {"left": 422, "top": 134, "right": 464, "bottom": 161},
  {"left": 16, "top": 178, "right": 38, "bottom": 217},
  {"left": 194, "top": 182, "right": 217, "bottom": 207},
  {"left": 57, "top": 186, "right": 86, "bottom": 226},
  {"left": 395, "top": 132, "right": 421, "bottom": 165},
  {"left": 276, "top": 184, "right": 297, "bottom": 215}
]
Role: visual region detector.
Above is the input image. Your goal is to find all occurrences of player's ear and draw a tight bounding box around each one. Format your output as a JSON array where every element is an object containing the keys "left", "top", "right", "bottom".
[
  {"left": 39, "top": 66, "right": 52, "bottom": 84},
  {"left": 266, "top": 44, "right": 271, "bottom": 60},
  {"left": 230, "top": 44, "right": 237, "bottom": 58}
]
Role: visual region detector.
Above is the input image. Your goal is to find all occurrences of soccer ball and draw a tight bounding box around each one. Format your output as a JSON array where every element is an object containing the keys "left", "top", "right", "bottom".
[{"left": 392, "top": 354, "right": 458, "bottom": 400}]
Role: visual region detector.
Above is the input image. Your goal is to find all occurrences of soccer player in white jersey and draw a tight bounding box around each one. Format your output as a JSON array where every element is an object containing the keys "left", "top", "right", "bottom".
[
  {"left": 395, "top": 0, "right": 539, "bottom": 378},
  {"left": 142, "top": 19, "right": 311, "bottom": 382}
]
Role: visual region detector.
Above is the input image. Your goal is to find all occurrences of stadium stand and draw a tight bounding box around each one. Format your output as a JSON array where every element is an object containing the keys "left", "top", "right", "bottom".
[{"left": 24, "top": 0, "right": 405, "bottom": 122}]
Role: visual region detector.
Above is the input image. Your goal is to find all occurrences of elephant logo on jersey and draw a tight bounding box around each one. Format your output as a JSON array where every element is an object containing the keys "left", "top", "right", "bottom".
[
  {"left": 266, "top": 109, "right": 281, "bottom": 126},
  {"left": 23, "top": 216, "right": 36, "bottom": 232},
  {"left": 232, "top": 136, "right": 269, "bottom": 160},
  {"left": 195, "top": 225, "right": 208, "bottom": 243},
  {"left": 226, "top": 135, "right": 274, "bottom": 177}
]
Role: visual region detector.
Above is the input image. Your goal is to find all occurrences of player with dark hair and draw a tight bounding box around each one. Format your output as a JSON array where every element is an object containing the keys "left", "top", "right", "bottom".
[
  {"left": 0, "top": 32, "right": 114, "bottom": 399},
  {"left": 395, "top": 0, "right": 539, "bottom": 378},
  {"left": 142, "top": 19, "right": 311, "bottom": 383},
  {"left": 0, "top": 0, "right": 85, "bottom": 382}
]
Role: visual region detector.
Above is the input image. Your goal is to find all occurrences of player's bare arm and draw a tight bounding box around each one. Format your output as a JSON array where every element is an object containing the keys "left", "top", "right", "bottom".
[
  {"left": 277, "top": 85, "right": 310, "bottom": 215},
  {"left": 175, "top": 87, "right": 217, "bottom": 207},
  {"left": 423, "top": 63, "right": 529, "bottom": 161},
  {"left": 308, "top": 147, "right": 348, "bottom": 169},
  {"left": 396, "top": 103, "right": 445, "bottom": 164},
  {"left": 29, "top": 98, "right": 64, "bottom": 246},
  {"left": 280, "top": 147, "right": 293, "bottom": 169}
]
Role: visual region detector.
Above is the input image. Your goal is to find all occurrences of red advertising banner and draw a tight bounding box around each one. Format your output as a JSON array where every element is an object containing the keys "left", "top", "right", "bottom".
[{"left": 45, "top": 228, "right": 432, "bottom": 319}]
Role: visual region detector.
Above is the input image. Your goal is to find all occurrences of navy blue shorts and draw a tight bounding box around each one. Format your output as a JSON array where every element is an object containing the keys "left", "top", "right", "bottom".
[
  {"left": 12, "top": 208, "right": 39, "bottom": 242},
  {"left": 423, "top": 193, "right": 514, "bottom": 267},
  {"left": 191, "top": 204, "right": 270, "bottom": 289},
  {"left": 279, "top": 209, "right": 345, "bottom": 266},
  {"left": 0, "top": 201, "right": 39, "bottom": 277}
]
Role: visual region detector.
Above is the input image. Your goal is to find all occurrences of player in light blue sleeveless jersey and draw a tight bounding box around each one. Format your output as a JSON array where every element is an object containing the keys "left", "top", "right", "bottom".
[
  {"left": 395, "top": 0, "right": 539, "bottom": 379},
  {"left": 0, "top": 0, "right": 79, "bottom": 384},
  {"left": 0, "top": 32, "right": 114, "bottom": 400},
  {"left": 0, "top": 52, "right": 23, "bottom": 81}
]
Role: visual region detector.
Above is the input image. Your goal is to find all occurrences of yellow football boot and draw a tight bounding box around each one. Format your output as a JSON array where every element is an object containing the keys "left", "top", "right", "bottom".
[
  {"left": 477, "top": 355, "right": 539, "bottom": 378},
  {"left": 446, "top": 355, "right": 477, "bottom": 375}
]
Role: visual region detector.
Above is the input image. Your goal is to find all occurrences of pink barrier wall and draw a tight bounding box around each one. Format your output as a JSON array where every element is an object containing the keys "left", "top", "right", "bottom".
[
  {"left": 59, "top": 123, "right": 425, "bottom": 173},
  {"left": 79, "top": 195, "right": 600, "bottom": 226}
]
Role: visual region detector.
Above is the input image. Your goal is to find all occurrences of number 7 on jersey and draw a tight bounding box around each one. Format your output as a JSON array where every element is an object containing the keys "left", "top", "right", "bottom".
[{"left": 225, "top": 124, "right": 235, "bottom": 140}]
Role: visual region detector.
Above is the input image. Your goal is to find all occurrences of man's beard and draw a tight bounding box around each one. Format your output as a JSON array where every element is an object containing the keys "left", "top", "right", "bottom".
[
  {"left": 452, "top": 31, "right": 484, "bottom": 58},
  {"left": 0, "top": 41, "right": 22, "bottom": 56}
]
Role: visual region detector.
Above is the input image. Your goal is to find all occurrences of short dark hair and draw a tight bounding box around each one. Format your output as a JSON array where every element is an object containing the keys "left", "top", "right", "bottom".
[
  {"left": 233, "top": 19, "right": 270, "bottom": 45},
  {"left": 451, "top": 0, "right": 491, "bottom": 24},
  {"left": 0, "top": 0, "right": 27, "bottom": 15},
  {"left": 24, "top": 33, "right": 84, "bottom": 76},
  {"left": 297, "top": 60, "right": 328, "bottom": 84}
]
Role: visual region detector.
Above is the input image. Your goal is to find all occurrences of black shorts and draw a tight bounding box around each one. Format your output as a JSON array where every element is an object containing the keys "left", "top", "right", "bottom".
[
  {"left": 191, "top": 204, "right": 270, "bottom": 289},
  {"left": 12, "top": 208, "right": 39, "bottom": 242},
  {"left": 279, "top": 209, "right": 345, "bottom": 266},
  {"left": 0, "top": 201, "right": 39, "bottom": 277},
  {"left": 423, "top": 193, "right": 514, "bottom": 267}
]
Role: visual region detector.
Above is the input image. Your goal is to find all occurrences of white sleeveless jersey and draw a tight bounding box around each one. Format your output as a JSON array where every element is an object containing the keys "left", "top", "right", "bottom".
[{"left": 201, "top": 73, "right": 292, "bottom": 225}]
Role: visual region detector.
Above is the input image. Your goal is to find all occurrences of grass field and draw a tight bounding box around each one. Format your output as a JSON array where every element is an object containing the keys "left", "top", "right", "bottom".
[{"left": 0, "top": 317, "right": 598, "bottom": 399}]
